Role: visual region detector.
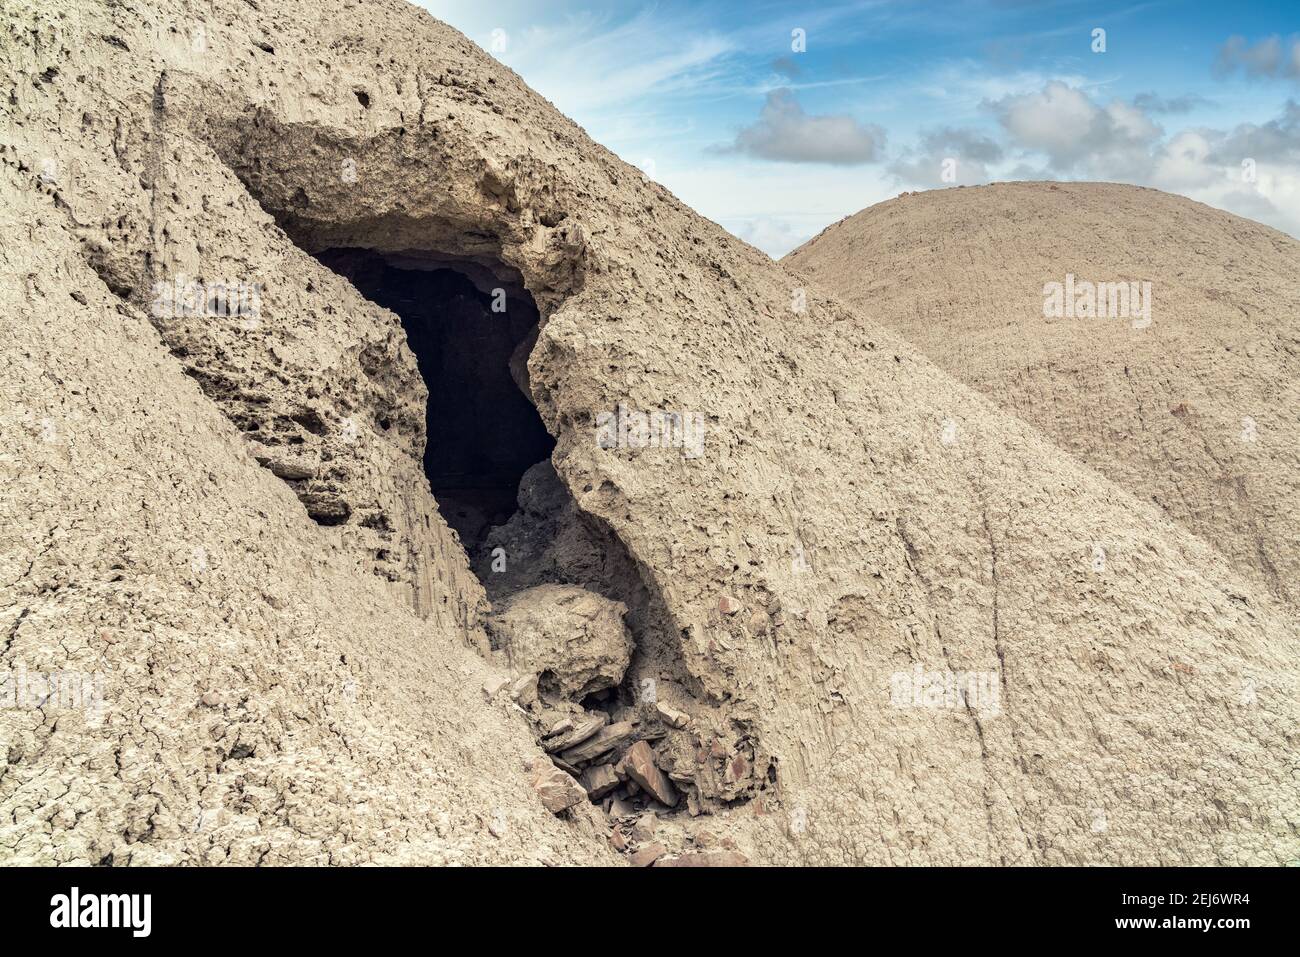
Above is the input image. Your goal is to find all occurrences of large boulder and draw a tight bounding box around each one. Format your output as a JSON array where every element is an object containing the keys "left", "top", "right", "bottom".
[{"left": 486, "top": 585, "right": 633, "bottom": 700}]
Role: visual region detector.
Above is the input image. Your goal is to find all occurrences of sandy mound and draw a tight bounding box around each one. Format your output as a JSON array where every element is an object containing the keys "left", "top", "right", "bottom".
[
  {"left": 2, "top": 3, "right": 1297, "bottom": 865},
  {"left": 0, "top": 175, "right": 617, "bottom": 865},
  {"left": 785, "top": 181, "right": 1300, "bottom": 610}
]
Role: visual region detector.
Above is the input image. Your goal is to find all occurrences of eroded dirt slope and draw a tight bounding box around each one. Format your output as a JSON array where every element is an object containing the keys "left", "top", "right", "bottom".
[
  {"left": 786, "top": 182, "right": 1300, "bottom": 609},
  {"left": 2, "top": 2, "right": 1298, "bottom": 865},
  {"left": 0, "top": 171, "right": 617, "bottom": 865}
]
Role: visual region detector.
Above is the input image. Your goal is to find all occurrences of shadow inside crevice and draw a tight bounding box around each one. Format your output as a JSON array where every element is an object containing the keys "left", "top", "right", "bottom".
[{"left": 316, "top": 247, "right": 554, "bottom": 549}]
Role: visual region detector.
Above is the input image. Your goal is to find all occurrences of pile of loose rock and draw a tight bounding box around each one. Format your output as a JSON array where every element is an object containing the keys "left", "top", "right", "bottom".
[
  {"left": 485, "top": 681, "right": 692, "bottom": 817},
  {"left": 542, "top": 707, "right": 683, "bottom": 810},
  {"left": 519, "top": 703, "right": 748, "bottom": 866},
  {"left": 481, "top": 581, "right": 749, "bottom": 865}
]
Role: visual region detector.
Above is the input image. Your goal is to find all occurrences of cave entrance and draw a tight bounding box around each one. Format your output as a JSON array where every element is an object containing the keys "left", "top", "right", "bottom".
[{"left": 316, "top": 248, "right": 554, "bottom": 550}]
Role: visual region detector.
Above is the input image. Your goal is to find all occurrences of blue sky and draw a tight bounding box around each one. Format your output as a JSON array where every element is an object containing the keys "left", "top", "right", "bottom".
[{"left": 422, "top": 1, "right": 1300, "bottom": 255}]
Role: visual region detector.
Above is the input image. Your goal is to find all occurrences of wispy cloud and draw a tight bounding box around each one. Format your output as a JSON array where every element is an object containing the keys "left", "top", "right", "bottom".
[
  {"left": 715, "top": 89, "right": 886, "bottom": 165},
  {"left": 489, "top": 10, "right": 740, "bottom": 114},
  {"left": 1132, "top": 92, "right": 1214, "bottom": 113},
  {"left": 1214, "top": 34, "right": 1300, "bottom": 81}
]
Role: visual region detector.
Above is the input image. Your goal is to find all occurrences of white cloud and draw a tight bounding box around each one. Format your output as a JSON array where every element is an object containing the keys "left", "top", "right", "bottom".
[
  {"left": 992, "top": 82, "right": 1162, "bottom": 171},
  {"left": 719, "top": 89, "right": 886, "bottom": 165},
  {"left": 888, "top": 127, "right": 1003, "bottom": 187},
  {"left": 922, "top": 63, "right": 1092, "bottom": 109},
  {"left": 1150, "top": 130, "right": 1222, "bottom": 190},
  {"left": 1209, "top": 100, "right": 1300, "bottom": 164},
  {"left": 986, "top": 83, "right": 1300, "bottom": 240},
  {"left": 995, "top": 83, "right": 1092, "bottom": 160}
]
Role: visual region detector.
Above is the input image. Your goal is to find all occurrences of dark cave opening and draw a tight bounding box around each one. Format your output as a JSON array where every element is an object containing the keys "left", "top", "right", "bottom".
[{"left": 316, "top": 248, "right": 555, "bottom": 549}]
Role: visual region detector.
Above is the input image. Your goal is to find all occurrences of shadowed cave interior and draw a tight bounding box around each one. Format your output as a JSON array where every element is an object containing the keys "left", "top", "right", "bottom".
[
  {"left": 305, "top": 245, "right": 728, "bottom": 817},
  {"left": 316, "top": 248, "right": 555, "bottom": 550}
]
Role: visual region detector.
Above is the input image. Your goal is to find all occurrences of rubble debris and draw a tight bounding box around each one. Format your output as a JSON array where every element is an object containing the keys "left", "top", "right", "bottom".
[
  {"left": 629, "top": 815, "right": 656, "bottom": 843},
  {"left": 582, "top": 763, "right": 620, "bottom": 799},
  {"left": 636, "top": 723, "right": 668, "bottom": 742},
  {"left": 725, "top": 752, "right": 750, "bottom": 784},
  {"left": 655, "top": 851, "right": 749, "bottom": 867},
  {"left": 529, "top": 761, "right": 588, "bottom": 814},
  {"left": 485, "top": 570, "right": 705, "bottom": 834},
  {"left": 620, "top": 741, "right": 678, "bottom": 807},
  {"left": 509, "top": 673, "right": 539, "bottom": 707},
  {"left": 482, "top": 675, "right": 510, "bottom": 699},
  {"left": 559, "top": 720, "right": 634, "bottom": 765},
  {"left": 546, "top": 716, "right": 575, "bottom": 737},
  {"left": 629, "top": 843, "right": 667, "bottom": 867},
  {"left": 549, "top": 754, "right": 580, "bottom": 776},
  {"left": 655, "top": 703, "right": 689, "bottom": 728},
  {"left": 544, "top": 712, "right": 608, "bottom": 752},
  {"left": 717, "top": 595, "right": 742, "bottom": 615}
]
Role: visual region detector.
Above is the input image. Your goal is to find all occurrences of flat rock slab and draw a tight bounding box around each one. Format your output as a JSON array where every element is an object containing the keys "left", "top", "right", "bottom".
[
  {"left": 543, "top": 712, "right": 607, "bottom": 753},
  {"left": 559, "top": 721, "right": 634, "bottom": 765},
  {"left": 530, "top": 762, "right": 587, "bottom": 814},
  {"left": 621, "top": 740, "right": 677, "bottom": 807},
  {"left": 629, "top": 842, "right": 667, "bottom": 867}
]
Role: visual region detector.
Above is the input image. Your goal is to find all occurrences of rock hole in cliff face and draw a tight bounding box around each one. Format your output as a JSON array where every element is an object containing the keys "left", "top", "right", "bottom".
[
  {"left": 193, "top": 117, "right": 775, "bottom": 845},
  {"left": 314, "top": 248, "right": 554, "bottom": 549},
  {"left": 289, "top": 232, "right": 748, "bottom": 823}
]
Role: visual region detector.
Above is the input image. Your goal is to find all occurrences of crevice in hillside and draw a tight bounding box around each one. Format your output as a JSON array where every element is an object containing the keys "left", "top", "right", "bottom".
[
  {"left": 285, "top": 231, "right": 748, "bottom": 827},
  {"left": 178, "top": 110, "right": 764, "bottom": 843},
  {"left": 305, "top": 242, "right": 759, "bottom": 821},
  {"left": 316, "top": 247, "right": 554, "bottom": 549}
]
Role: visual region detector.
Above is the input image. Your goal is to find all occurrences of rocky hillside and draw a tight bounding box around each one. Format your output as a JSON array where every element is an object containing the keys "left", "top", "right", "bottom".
[
  {"left": 786, "top": 182, "right": 1300, "bottom": 609},
  {"left": 2, "top": 2, "right": 1297, "bottom": 865}
]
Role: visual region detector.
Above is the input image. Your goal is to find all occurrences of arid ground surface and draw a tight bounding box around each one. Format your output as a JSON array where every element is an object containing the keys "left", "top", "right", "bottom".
[
  {"left": 786, "top": 182, "right": 1300, "bottom": 610},
  {"left": 1, "top": 0, "right": 1297, "bottom": 865}
]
